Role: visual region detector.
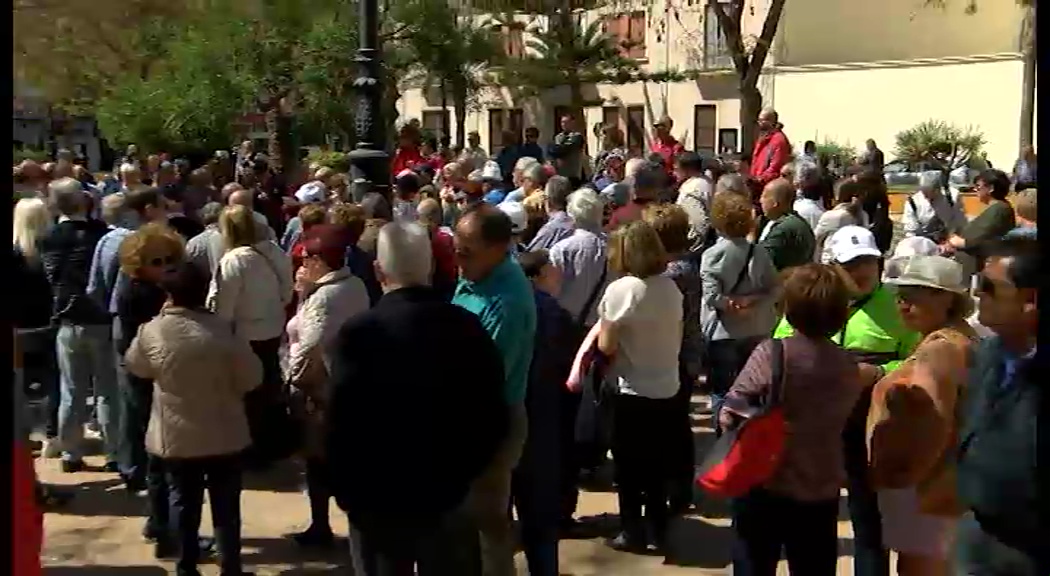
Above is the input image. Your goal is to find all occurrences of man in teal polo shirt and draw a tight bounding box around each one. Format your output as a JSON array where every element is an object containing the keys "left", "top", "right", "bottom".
[{"left": 452, "top": 203, "right": 537, "bottom": 576}]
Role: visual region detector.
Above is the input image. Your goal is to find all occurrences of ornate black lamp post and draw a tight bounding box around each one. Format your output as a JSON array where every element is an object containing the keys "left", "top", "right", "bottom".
[{"left": 347, "top": 0, "right": 390, "bottom": 202}]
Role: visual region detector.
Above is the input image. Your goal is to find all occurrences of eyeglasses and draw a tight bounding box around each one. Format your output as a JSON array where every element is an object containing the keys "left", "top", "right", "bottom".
[{"left": 149, "top": 255, "right": 179, "bottom": 267}]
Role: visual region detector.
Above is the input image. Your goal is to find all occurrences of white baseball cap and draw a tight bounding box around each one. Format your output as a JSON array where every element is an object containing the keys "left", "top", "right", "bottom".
[
  {"left": 828, "top": 225, "right": 882, "bottom": 263},
  {"left": 294, "top": 181, "right": 327, "bottom": 204},
  {"left": 498, "top": 201, "right": 528, "bottom": 234}
]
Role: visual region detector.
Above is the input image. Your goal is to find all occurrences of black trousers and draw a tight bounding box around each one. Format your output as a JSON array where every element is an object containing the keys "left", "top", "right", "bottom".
[
  {"left": 843, "top": 385, "right": 888, "bottom": 576},
  {"left": 165, "top": 453, "right": 243, "bottom": 576},
  {"left": 120, "top": 375, "right": 153, "bottom": 488},
  {"left": 243, "top": 337, "right": 287, "bottom": 468},
  {"left": 145, "top": 454, "right": 170, "bottom": 535},
  {"left": 669, "top": 367, "right": 696, "bottom": 514},
  {"left": 19, "top": 328, "right": 60, "bottom": 438},
  {"left": 304, "top": 457, "right": 332, "bottom": 530},
  {"left": 611, "top": 393, "right": 678, "bottom": 542},
  {"left": 707, "top": 337, "right": 763, "bottom": 434},
  {"left": 559, "top": 389, "right": 582, "bottom": 524},
  {"left": 349, "top": 507, "right": 481, "bottom": 576},
  {"left": 731, "top": 488, "right": 839, "bottom": 576}
]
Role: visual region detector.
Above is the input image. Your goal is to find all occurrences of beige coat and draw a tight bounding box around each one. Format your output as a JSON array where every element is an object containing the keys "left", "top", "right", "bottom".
[{"left": 125, "top": 306, "right": 263, "bottom": 459}]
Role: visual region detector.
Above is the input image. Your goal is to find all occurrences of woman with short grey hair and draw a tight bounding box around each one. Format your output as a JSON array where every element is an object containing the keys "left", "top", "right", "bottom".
[{"left": 550, "top": 188, "right": 609, "bottom": 327}]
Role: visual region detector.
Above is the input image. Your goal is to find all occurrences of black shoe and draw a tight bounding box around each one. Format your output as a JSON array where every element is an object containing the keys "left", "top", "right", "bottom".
[
  {"left": 103, "top": 461, "right": 121, "bottom": 473},
  {"left": 37, "top": 485, "right": 74, "bottom": 509},
  {"left": 61, "top": 459, "right": 85, "bottom": 473},
  {"left": 142, "top": 524, "right": 163, "bottom": 542},
  {"left": 291, "top": 526, "right": 335, "bottom": 548},
  {"left": 605, "top": 531, "right": 648, "bottom": 554},
  {"left": 154, "top": 539, "right": 179, "bottom": 559}
]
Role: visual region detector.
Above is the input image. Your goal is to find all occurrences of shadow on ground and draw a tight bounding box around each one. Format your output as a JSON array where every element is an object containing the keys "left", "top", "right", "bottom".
[
  {"left": 240, "top": 536, "right": 347, "bottom": 571},
  {"left": 47, "top": 478, "right": 147, "bottom": 519},
  {"left": 243, "top": 458, "right": 306, "bottom": 494},
  {"left": 44, "top": 567, "right": 166, "bottom": 575}
]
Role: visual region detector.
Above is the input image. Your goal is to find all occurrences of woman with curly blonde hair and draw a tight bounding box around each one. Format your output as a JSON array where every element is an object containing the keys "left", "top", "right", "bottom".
[{"left": 114, "top": 222, "right": 191, "bottom": 555}]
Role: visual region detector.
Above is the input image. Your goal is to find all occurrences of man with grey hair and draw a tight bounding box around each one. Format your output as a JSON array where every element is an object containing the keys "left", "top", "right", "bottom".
[
  {"left": 185, "top": 201, "right": 227, "bottom": 282},
  {"left": 715, "top": 172, "right": 750, "bottom": 197},
  {"left": 792, "top": 160, "right": 826, "bottom": 230},
  {"left": 902, "top": 170, "right": 966, "bottom": 243},
  {"left": 503, "top": 159, "right": 544, "bottom": 204},
  {"left": 100, "top": 192, "right": 128, "bottom": 229},
  {"left": 528, "top": 175, "right": 577, "bottom": 250},
  {"left": 38, "top": 177, "right": 120, "bottom": 473},
  {"left": 326, "top": 221, "right": 509, "bottom": 575},
  {"left": 550, "top": 188, "right": 608, "bottom": 327}
]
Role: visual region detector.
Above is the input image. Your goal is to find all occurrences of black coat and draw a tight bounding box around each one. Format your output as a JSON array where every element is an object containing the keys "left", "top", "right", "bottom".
[
  {"left": 325, "top": 285, "right": 509, "bottom": 552},
  {"left": 12, "top": 246, "right": 55, "bottom": 330},
  {"left": 38, "top": 218, "right": 111, "bottom": 325}
]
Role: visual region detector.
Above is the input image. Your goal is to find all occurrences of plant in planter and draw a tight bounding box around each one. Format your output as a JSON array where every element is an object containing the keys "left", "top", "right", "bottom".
[
  {"left": 894, "top": 120, "right": 986, "bottom": 172},
  {"left": 814, "top": 139, "right": 858, "bottom": 172}
]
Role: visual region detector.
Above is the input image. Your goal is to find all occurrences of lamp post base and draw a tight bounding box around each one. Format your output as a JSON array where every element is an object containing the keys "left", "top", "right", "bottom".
[{"left": 347, "top": 147, "right": 390, "bottom": 203}]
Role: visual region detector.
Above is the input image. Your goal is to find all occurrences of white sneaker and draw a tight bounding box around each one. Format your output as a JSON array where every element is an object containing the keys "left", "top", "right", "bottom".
[{"left": 42, "top": 438, "right": 62, "bottom": 459}]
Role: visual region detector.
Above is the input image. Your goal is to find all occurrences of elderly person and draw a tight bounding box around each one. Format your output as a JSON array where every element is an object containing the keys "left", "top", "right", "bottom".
[
  {"left": 357, "top": 192, "right": 394, "bottom": 261},
  {"left": 327, "top": 222, "right": 508, "bottom": 573},
  {"left": 452, "top": 205, "right": 537, "bottom": 575},
  {"left": 607, "top": 163, "right": 665, "bottom": 231},
  {"left": 674, "top": 151, "right": 715, "bottom": 254},
  {"left": 38, "top": 178, "right": 119, "bottom": 473},
  {"left": 550, "top": 188, "right": 609, "bottom": 327},
  {"left": 942, "top": 169, "right": 1016, "bottom": 273},
  {"left": 14, "top": 198, "right": 62, "bottom": 459},
  {"left": 722, "top": 264, "right": 863, "bottom": 575},
  {"left": 902, "top": 171, "right": 966, "bottom": 244},
  {"left": 527, "top": 175, "right": 576, "bottom": 251},
  {"left": 715, "top": 172, "right": 750, "bottom": 198},
  {"left": 184, "top": 202, "right": 226, "bottom": 283},
  {"left": 701, "top": 191, "right": 779, "bottom": 426},
  {"left": 813, "top": 179, "right": 869, "bottom": 264},
  {"left": 792, "top": 161, "right": 826, "bottom": 230},
  {"left": 207, "top": 204, "right": 293, "bottom": 466},
  {"left": 1006, "top": 188, "right": 1037, "bottom": 239},
  {"left": 114, "top": 223, "right": 193, "bottom": 556},
  {"left": 286, "top": 225, "right": 369, "bottom": 548},
  {"left": 125, "top": 262, "right": 261, "bottom": 576},
  {"left": 503, "top": 159, "right": 544, "bottom": 204},
  {"left": 867, "top": 256, "right": 979, "bottom": 575},
  {"left": 641, "top": 204, "right": 703, "bottom": 515},
  {"left": 593, "top": 149, "right": 627, "bottom": 191},
  {"left": 225, "top": 184, "right": 277, "bottom": 242},
  {"left": 418, "top": 198, "right": 458, "bottom": 300},
  {"left": 757, "top": 178, "right": 816, "bottom": 272},
  {"left": 596, "top": 220, "right": 683, "bottom": 553}
]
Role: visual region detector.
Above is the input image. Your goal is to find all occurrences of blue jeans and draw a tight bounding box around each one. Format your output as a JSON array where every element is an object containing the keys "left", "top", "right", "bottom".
[
  {"left": 56, "top": 323, "right": 121, "bottom": 463},
  {"left": 707, "top": 336, "right": 763, "bottom": 434}
]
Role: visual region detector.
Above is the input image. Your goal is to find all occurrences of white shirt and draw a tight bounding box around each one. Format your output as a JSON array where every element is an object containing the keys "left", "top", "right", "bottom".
[
  {"left": 901, "top": 189, "right": 966, "bottom": 238},
  {"left": 598, "top": 275, "right": 683, "bottom": 399},
  {"left": 792, "top": 197, "right": 825, "bottom": 230},
  {"left": 676, "top": 176, "right": 714, "bottom": 250},
  {"left": 207, "top": 241, "right": 293, "bottom": 342}
]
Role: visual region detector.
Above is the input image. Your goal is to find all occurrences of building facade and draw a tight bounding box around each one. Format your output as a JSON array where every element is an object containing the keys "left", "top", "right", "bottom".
[{"left": 397, "top": 0, "right": 1032, "bottom": 169}]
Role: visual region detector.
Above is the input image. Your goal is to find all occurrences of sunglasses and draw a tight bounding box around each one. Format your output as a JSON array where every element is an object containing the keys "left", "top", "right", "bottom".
[{"left": 149, "top": 255, "right": 179, "bottom": 267}]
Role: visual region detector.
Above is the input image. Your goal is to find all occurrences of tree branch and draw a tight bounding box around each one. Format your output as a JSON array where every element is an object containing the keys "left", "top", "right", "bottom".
[
  {"left": 710, "top": 0, "right": 748, "bottom": 76},
  {"left": 743, "top": 0, "right": 786, "bottom": 88}
]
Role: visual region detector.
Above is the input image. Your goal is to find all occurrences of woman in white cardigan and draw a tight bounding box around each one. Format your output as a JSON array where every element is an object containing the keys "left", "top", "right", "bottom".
[
  {"left": 208, "top": 204, "right": 293, "bottom": 465},
  {"left": 285, "top": 224, "right": 370, "bottom": 547}
]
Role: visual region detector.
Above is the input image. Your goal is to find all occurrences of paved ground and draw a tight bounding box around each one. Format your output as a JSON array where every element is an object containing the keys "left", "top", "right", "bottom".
[{"left": 37, "top": 396, "right": 861, "bottom": 575}]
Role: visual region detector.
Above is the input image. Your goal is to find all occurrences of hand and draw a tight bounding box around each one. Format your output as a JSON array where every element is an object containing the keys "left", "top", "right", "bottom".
[
  {"left": 938, "top": 242, "right": 955, "bottom": 256},
  {"left": 858, "top": 362, "right": 886, "bottom": 386},
  {"left": 947, "top": 235, "right": 966, "bottom": 249}
]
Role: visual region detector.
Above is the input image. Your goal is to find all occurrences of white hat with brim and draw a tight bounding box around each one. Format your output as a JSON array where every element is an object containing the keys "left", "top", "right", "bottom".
[
  {"left": 498, "top": 201, "right": 528, "bottom": 234},
  {"left": 829, "top": 225, "right": 883, "bottom": 263},
  {"left": 884, "top": 255, "right": 969, "bottom": 294}
]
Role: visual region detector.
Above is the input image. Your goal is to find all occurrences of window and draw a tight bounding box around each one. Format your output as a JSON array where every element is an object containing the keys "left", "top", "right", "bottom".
[
  {"left": 494, "top": 24, "right": 525, "bottom": 59},
  {"left": 718, "top": 128, "right": 739, "bottom": 155},
  {"left": 704, "top": 2, "right": 733, "bottom": 69},
  {"left": 488, "top": 108, "right": 525, "bottom": 154},
  {"left": 602, "top": 11, "right": 647, "bottom": 60},
  {"left": 694, "top": 104, "right": 717, "bottom": 156},
  {"left": 422, "top": 110, "right": 450, "bottom": 140},
  {"left": 626, "top": 106, "right": 645, "bottom": 157}
]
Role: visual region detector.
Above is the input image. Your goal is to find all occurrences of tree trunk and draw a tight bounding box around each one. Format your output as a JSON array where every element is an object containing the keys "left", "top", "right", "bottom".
[
  {"left": 453, "top": 79, "right": 467, "bottom": 148},
  {"left": 739, "top": 82, "right": 763, "bottom": 156},
  {"left": 265, "top": 106, "right": 282, "bottom": 174},
  {"left": 1018, "top": 3, "right": 1036, "bottom": 153},
  {"left": 440, "top": 79, "right": 451, "bottom": 140}
]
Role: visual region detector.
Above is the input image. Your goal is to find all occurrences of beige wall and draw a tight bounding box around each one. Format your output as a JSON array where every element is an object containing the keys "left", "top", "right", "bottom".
[
  {"left": 776, "top": 0, "right": 1025, "bottom": 66},
  {"left": 768, "top": 58, "right": 1030, "bottom": 169}
]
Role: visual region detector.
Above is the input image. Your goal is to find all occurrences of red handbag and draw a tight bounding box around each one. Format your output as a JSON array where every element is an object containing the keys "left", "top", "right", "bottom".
[
  {"left": 696, "top": 338, "right": 787, "bottom": 499},
  {"left": 13, "top": 442, "right": 43, "bottom": 576}
]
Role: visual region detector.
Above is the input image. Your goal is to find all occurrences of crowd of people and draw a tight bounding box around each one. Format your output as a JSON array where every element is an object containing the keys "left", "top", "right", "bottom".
[{"left": 12, "top": 106, "right": 1043, "bottom": 576}]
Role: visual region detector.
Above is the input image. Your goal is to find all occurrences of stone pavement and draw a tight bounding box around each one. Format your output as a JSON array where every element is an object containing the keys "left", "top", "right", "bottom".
[{"left": 38, "top": 396, "right": 860, "bottom": 575}]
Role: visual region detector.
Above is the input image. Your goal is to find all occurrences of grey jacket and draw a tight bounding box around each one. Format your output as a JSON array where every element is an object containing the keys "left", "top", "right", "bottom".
[{"left": 700, "top": 236, "right": 779, "bottom": 341}]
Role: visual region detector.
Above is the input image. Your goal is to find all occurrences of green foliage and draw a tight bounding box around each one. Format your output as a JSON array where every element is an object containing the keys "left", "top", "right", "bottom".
[
  {"left": 894, "top": 120, "right": 986, "bottom": 170},
  {"left": 305, "top": 150, "right": 351, "bottom": 173},
  {"left": 814, "top": 139, "right": 858, "bottom": 167},
  {"left": 14, "top": 147, "right": 49, "bottom": 164}
]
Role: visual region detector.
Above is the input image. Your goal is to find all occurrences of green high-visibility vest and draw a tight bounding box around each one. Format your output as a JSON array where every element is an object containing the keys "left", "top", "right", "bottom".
[{"left": 772, "top": 284, "right": 921, "bottom": 371}]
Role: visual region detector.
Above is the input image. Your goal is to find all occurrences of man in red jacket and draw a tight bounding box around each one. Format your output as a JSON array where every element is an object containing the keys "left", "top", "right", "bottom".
[
  {"left": 749, "top": 108, "right": 792, "bottom": 188},
  {"left": 650, "top": 115, "right": 685, "bottom": 176}
]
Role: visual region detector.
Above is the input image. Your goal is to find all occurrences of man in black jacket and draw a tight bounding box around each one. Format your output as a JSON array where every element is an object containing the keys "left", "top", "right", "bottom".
[
  {"left": 325, "top": 220, "right": 508, "bottom": 576},
  {"left": 38, "top": 177, "right": 118, "bottom": 473},
  {"left": 955, "top": 237, "right": 1046, "bottom": 575}
]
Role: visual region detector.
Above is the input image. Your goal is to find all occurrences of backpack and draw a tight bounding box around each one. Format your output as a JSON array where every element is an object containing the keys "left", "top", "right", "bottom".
[
  {"left": 696, "top": 338, "right": 787, "bottom": 498},
  {"left": 908, "top": 192, "right": 955, "bottom": 243}
]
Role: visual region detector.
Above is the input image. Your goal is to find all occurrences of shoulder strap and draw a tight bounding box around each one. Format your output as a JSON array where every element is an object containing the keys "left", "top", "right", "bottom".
[
  {"left": 730, "top": 243, "right": 755, "bottom": 293},
  {"left": 577, "top": 265, "right": 609, "bottom": 326},
  {"left": 907, "top": 195, "right": 917, "bottom": 215},
  {"left": 250, "top": 245, "right": 282, "bottom": 285},
  {"left": 767, "top": 338, "right": 786, "bottom": 407},
  {"left": 837, "top": 291, "right": 877, "bottom": 346}
]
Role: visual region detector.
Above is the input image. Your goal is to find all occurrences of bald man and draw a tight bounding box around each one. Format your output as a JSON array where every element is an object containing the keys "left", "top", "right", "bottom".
[
  {"left": 749, "top": 107, "right": 792, "bottom": 187},
  {"left": 757, "top": 177, "right": 815, "bottom": 271},
  {"left": 226, "top": 185, "right": 277, "bottom": 242}
]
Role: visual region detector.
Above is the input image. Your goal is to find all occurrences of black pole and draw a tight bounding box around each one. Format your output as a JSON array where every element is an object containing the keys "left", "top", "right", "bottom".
[{"left": 347, "top": 0, "right": 390, "bottom": 202}]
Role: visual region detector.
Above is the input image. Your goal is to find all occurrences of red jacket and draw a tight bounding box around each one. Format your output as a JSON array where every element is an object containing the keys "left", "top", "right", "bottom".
[
  {"left": 749, "top": 128, "right": 792, "bottom": 186},
  {"left": 13, "top": 442, "right": 42, "bottom": 576},
  {"left": 392, "top": 147, "right": 424, "bottom": 178},
  {"left": 651, "top": 137, "right": 685, "bottom": 174}
]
